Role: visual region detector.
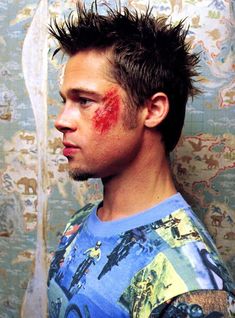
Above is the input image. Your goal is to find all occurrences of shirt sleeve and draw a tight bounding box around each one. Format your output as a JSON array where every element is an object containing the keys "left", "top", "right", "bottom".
[{"left": 150, "top": 290, "right": 235, "bottom": 317}]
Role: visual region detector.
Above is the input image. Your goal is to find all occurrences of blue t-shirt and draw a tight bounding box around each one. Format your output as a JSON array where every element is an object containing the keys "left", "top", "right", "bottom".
[{"left": 48, "top": 193, "right": 233, "bottom": 318}]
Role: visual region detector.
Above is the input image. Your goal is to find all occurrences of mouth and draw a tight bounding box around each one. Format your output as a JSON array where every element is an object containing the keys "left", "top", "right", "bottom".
[{"left": 63, "top": 142, "right": 80, "bottom": 157}]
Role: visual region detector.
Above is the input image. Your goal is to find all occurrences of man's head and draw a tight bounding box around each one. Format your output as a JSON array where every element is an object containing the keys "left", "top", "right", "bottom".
[
  {"left": 95, "top": 241, "right": 102, "bottom": 249},
  {"left": 50, "top": 4, "right": 200, "bottom": 153}
]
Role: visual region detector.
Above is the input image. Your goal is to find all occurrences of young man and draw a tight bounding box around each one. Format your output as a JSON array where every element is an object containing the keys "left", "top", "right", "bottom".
[{"left": 48, "top": 4, "right": 235, "bottom": 317}]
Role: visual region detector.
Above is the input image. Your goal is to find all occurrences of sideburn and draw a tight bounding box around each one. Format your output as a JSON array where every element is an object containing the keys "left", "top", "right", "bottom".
[{"left": 121, "top": 95, "right": 139, "bottom": 130}]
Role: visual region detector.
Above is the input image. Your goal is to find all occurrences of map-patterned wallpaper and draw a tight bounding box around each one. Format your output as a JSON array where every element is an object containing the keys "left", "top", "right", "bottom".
[{"left": 0, "top": 0, "right": 234, "bottom": 316}]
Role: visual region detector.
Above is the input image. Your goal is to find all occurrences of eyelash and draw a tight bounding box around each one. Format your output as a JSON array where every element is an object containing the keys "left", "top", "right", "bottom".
[
  {"left": 78, "top": 97, "right": 93, "bottom": 106},
  {"left": 60, "top": 97, "right": 94, "bottom": 107}
]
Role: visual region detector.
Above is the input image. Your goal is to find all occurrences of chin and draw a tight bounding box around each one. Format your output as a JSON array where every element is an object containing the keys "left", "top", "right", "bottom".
[{"left": 69, "top": 169, "right": 94, "bottom": 181}]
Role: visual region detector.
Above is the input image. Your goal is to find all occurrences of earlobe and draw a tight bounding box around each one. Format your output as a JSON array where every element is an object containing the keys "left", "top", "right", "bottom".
[{"left": 144, "top": 92, "right": 169, "bottom": 128}]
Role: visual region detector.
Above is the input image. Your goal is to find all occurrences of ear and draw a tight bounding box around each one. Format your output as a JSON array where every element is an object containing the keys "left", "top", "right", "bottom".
[{"left": 144, "top": 92, "right": 169, "bottom": 128}]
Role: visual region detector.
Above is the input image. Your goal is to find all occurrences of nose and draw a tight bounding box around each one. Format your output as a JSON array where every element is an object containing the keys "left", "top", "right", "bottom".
[{"left": 54, "top": 106, "right": 77, "bottom": 133}]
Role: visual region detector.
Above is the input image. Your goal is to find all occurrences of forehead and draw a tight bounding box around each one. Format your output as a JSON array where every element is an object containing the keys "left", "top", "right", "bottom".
[{"left": 62, "top": 50, "right": 116, "bottom": 90}]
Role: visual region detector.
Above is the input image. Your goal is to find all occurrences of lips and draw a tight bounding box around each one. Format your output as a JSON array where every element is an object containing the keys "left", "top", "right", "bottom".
[{"left": 63, "top": 142, "right": 80, "bottom": 157}]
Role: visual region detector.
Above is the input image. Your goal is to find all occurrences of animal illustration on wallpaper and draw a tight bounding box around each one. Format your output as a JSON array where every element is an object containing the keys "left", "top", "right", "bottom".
[
  {"left": 17, "top": 177, "right": 37, "bottom": 195},
  {"left": 181, "top": 155, "right": 192, "bottom": 164},
  {"left": 169, "top": 0, "right": 182, "bottom": 12},
  {"left": 191, "top": 15, "right": 200, "bottom": 28},
  {"left": 0, "top": 112, "right": 11, "bottom": 120},
  {"left": 224, "top": 232, "right": 235, "bottom": 240},
  {"left": 49, "top": 137, "right": 63, "bottom": 154},
  {"left": 188, "top": 139, "right": 206, "bottom": 152},
  {"left": 223, "top": 90, "right": 235, "bottom": 106},
  {"left": 203, "top": 155, "right": 219, "bottom": 169},
  {"left": 19, "top": 131, "right": 35, "bottom": 144},
  {"left": 0, "top": 93, "right": 12, "bottom": 121},
  {"left": 177, "top": 163, "right": 187, "bottom": 176},
  {"left": 58, "top": 162, "right": 68, "bottom": 172},
  {"left": 211, "top": 211, "right": 226, "bottom": 227}
]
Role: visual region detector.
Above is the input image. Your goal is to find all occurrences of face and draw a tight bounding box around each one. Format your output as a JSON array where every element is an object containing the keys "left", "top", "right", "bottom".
[{"left": 55, "top": 50, "right": 145, "bottom": 181}]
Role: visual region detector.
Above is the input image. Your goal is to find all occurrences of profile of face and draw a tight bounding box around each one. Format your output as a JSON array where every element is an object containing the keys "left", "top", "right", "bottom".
[{"left": 55, "top": 50, "right": 145, "bottom": 181}]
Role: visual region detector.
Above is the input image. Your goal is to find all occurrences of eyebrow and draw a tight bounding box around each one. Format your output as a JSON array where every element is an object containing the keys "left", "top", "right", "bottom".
[{"left": 59, "top": 88, "right": 102, "bottom": 100}]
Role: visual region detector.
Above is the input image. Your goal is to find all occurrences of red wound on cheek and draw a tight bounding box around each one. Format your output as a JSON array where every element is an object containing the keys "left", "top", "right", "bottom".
[{"left": 93, "top": 88, "right": 120, "bottom": 134}]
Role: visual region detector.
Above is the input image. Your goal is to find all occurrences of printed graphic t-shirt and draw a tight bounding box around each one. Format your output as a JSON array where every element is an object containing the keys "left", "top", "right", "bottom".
[{"left": 48, "top": 193, "right": 234, "bottom": 318}]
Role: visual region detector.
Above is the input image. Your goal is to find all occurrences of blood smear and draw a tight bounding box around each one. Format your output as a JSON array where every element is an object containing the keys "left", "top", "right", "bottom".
[{"left": 93, "top": 88, "right": 120, "bottom": 133}]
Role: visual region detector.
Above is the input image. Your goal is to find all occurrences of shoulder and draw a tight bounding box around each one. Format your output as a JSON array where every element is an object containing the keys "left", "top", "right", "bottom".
[
  {"left": 166, "top": 208, "right": 233, "bottom": 289},
  {"left": 58, "top": 202, "right": 97, "bottom": 250},
  {"left": 64, "top": 202, "right": 96, "bottom": 231},
  {"left": 133, "top": 207, "right": 234, "bottom": 314}
]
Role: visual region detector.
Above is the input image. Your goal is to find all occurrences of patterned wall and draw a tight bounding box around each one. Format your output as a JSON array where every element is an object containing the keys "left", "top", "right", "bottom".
[{"left": 0, "top": 0, "right": 234, "bottom": 316}]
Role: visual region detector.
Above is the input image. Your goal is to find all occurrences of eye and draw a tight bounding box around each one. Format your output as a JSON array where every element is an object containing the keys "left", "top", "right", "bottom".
[{"left": 78, "top": 97, "right": 94, "bottom": 107}]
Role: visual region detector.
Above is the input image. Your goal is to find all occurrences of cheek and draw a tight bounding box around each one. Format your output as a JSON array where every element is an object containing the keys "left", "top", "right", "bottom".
[{"left": 92, "top": 88, "right": 120, "bottom": 134}]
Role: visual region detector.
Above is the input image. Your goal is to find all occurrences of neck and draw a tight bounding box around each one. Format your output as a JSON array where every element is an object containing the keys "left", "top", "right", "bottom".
[{"left": 98, "top": 133, "right": 177, "bottom": 221}]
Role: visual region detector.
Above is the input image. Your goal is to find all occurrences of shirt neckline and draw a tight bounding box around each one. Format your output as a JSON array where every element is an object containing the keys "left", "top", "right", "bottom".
[{"left": 86, "top": 193, "right": 190, "bottom": 237}]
